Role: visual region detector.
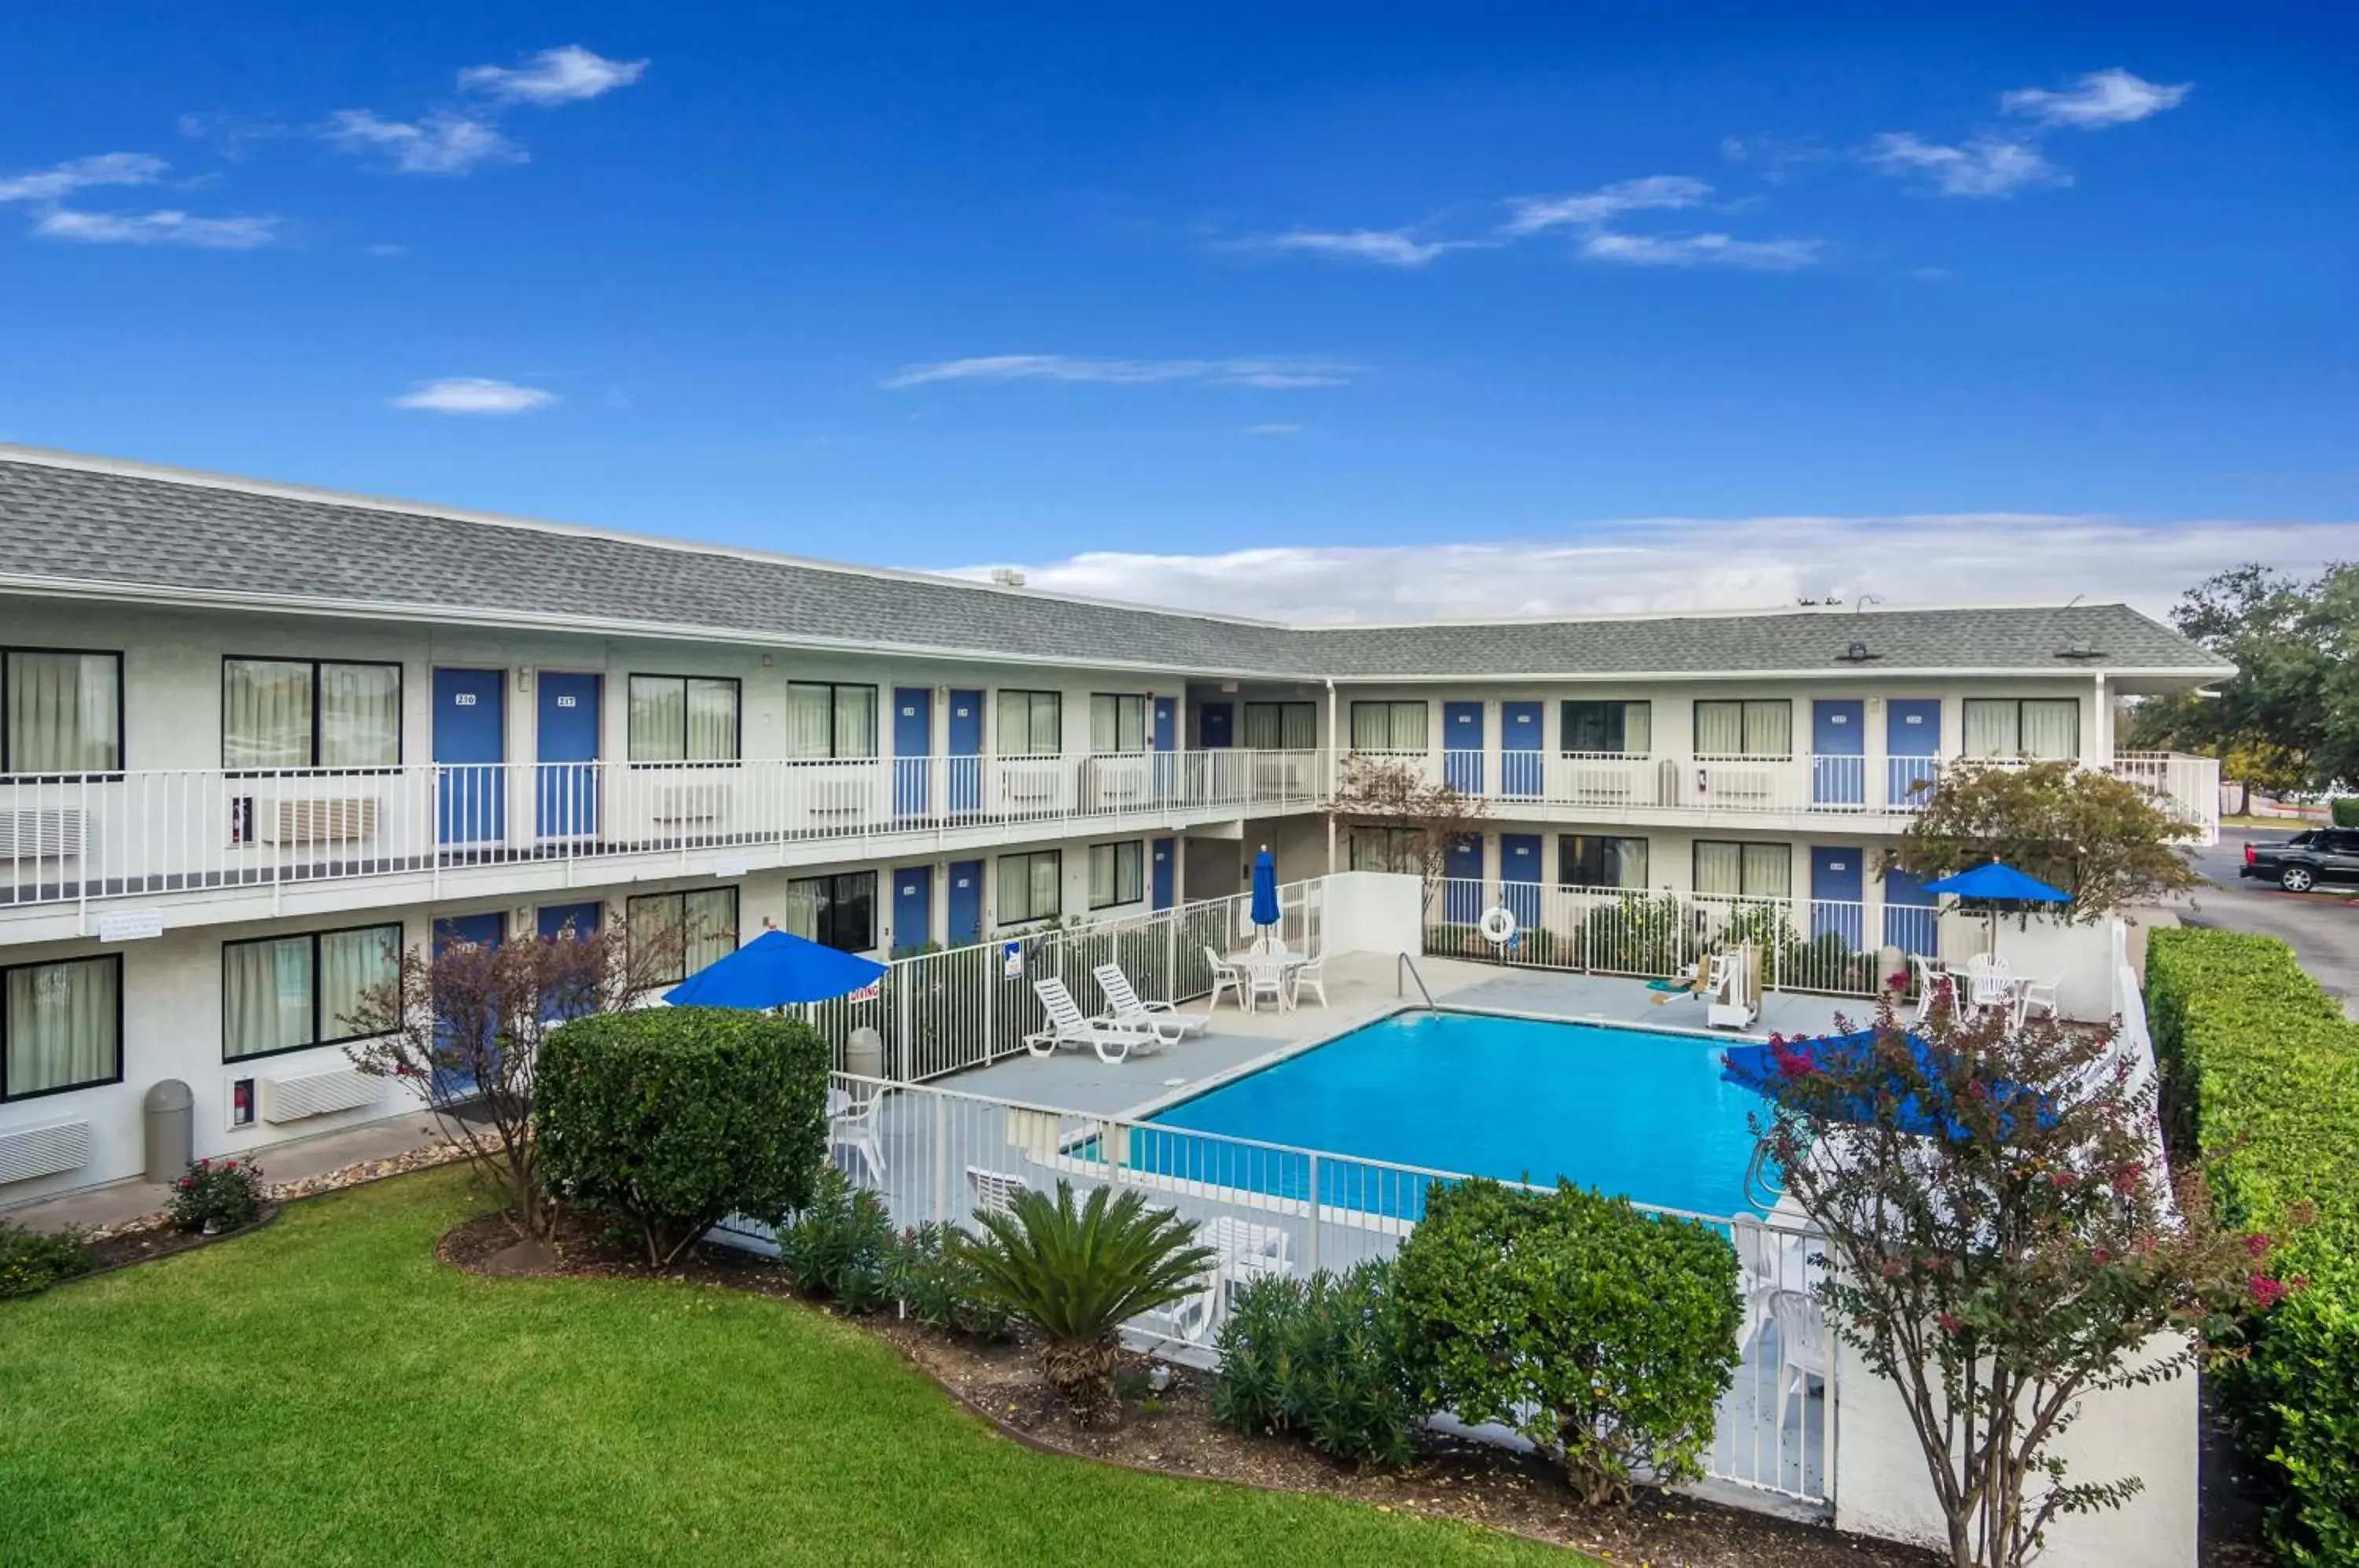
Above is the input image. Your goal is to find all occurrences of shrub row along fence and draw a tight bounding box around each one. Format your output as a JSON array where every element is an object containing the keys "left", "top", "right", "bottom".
[
  {"left": 738, "top": 1069, "right": 1836, "bottom": 1507},
  {"left": 1422, "top": 878, "right": 1926, "bottom": 999},
  {"left": 2146, "top": 928, "right": 2359, "bottom": 1568},
  {"left": 785, "top": 880, "right": 1325, "bottom": 1082}
]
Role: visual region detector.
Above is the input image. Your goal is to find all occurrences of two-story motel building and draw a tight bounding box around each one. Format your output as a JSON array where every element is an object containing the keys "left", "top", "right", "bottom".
[{"left": 0, "top": 445, "right": 2230, "bottom": 1199}]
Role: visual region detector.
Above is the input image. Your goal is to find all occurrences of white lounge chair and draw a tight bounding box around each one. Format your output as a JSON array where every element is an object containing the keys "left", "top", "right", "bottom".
[
  {"left": 1091, "top": 963, "right": 1210, "bottom": 1043},
  {"left": 1287, "top": 951, "right": 1327, "bottom": 1010},
  {"left": 1025, "top": 977, "right": 1165, "bottom": 1066},
  {"left": 1202, "top": 946, "right": 1246, "bottom": 1012},
  {"left": 826, "top": 1086, "right": 886, "bottom": 1185}
]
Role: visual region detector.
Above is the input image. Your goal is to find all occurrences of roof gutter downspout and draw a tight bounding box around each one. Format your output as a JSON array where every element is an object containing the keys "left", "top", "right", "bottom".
[{"left": 1324, "top": 676, "right": 1339, "bottom": 874}]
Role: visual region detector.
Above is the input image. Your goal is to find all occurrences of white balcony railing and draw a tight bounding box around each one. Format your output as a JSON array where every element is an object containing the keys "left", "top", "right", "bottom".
[{"left": 0, "top": 749, "right": 1326, "bottom": 913}]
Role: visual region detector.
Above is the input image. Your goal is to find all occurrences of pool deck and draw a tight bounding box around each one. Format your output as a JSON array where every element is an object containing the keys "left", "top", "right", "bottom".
[{"left": 935, "top": 952, "right": 1873, "bottom": 1121}]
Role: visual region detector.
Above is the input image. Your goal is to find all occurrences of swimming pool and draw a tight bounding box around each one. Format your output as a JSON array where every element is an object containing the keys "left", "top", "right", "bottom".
[{"left": 1124, "top": 1010, "right": 1768, "bottom": 1219}]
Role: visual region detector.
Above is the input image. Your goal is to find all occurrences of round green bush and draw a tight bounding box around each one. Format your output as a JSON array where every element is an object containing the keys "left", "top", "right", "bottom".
[
  {"left": 1392, "top": 1176, "right": 1742, "bottom": 1504},
  {"left": 536, "top": 1007, "right": 831, "bottom": 1266}
]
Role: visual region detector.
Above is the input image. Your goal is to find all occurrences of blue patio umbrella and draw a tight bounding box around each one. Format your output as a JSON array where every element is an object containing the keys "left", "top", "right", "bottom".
[
  {"left": 664, "top": 929, "right": 887, "bottom": 1009},
  {"left": 1249, "top": 847, "right": 1281, "bottom": 941},
  {"left": 1921, "top": 861, "right": 2071, "bottom": 960},
  {"left": 1723, "top": 1029, "right": 2053, "bottom": 1142}
]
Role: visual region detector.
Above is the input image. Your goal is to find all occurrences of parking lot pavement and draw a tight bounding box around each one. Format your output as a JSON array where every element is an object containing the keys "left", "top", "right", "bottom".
[{"left": 2184, "top": 830, "right": 2359, "bottom": 1020}]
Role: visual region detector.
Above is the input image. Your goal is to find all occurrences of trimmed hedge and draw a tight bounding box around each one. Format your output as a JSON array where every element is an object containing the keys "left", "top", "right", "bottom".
[
  {"left": 2147, "top": 927, "right": 2359, "bottom": 1566},
  {"left": 2331, "top": 798, "right": 2359, "bottom": 829},
  {"left": 537, "top": 1007, "right": 831, "bottom": 1266},
  {"left": 1391, "top": 1176, "right": 1741, "bottom": 1504}
]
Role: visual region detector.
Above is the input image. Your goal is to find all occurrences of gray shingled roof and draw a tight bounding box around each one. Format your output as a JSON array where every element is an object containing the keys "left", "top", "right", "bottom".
[{"left": 0, "top": 451, "right": 2227, "bottom": 680}]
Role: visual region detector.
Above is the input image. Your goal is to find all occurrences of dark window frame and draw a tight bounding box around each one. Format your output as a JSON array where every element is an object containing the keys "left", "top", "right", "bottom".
[
  {"left": 1692, "top": 698, "right": 1794, "bottom": 759},
  {"left": 1347, "top": 826, "right": 1419, "bottom": 873},
  {"left": 996, "top": 690, "right": 1063, "bottom": 757},
  {"left": 220, "top": 655, "right": 406, "bottom": 775},
  {"left": 783, "top": 872, "right": 876, "bottom": 954},
  {"left": 997, "top": 848, "right": 1062, "bottom": 923},
  {"left": 1692, "top": 839, "right": 1794, "bottom": 899},
  {"left": 786, "top": 680, "right": 879, "bottom": 760},
  {"left": 220, "top": 921, "right": 403, "bottom": 1065},
  {"left": 1, "top": 951, "right": 126, "bottom": 1102},
  {"left": 1349, "top": 699, "right": 1429, "bottom": 753},
  {"left": 624, "top": 672, "right": 744, "bottom": 765},
  {"left": 627, "top": 885, "right": 744, "bottom": 983},
  {"left": 1559, "top": 699, "right": 1651, "bottom": 756},
  {"left": 1558, "top": 834, "right": 1650, "bottom": 889},
  {"left": 1960, "top": 697, "right": 2083, "bottom": 760},
  {"left": 1243, "top": 701, "right": 1317, "bottom": 751},
  {"left": 1087, "top": 693, "right": 1149, "bottom": 754},
  {"left": 1089, "top": 840, "right": 1146, "bottom": 909},
  {"left": 2, "top": 646, "right": 127, "bottom": 780}
]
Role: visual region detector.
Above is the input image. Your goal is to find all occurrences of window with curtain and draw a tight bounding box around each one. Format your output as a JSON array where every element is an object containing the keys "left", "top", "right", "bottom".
[
  {"left": 4, "top": 650, "right": 122, "bottom": 775},
  {"left": 996, "top": 690, "right": 1062, "bottom": 756},
  {"left": 786, "top": 683, "right": 878, "bottom": 759},
  {"left": 1348, "top": 826, "right": 1419, "bottom": 873},
  {"left": 1088, "top": 694, "right": 1147, "bottom": 753},
  {"left": 2, "top": 954, "right": 122, "bottom": 1100},
  {"left": 780, "top": 874, "right": 872, "bottom": 953},
  {"left": 1243, "top": 701, "right": 1316, "bottom": 750},
  {"left": 1349, "top": 701, "right": 1429, "bottom": 753},
  {"left": 1963, "top": 698, "right": 2080, "bottom": 760},
  {"left": 223, "top": 658, "right": 401, "bottom": 770},
  {"left": 627, "top": 886, "right": 742, "bottom": 981},
  {"left": 1559, "top": 700, "right": 1651, "bottom": 756},
  {"left": 1088, "top": 841, "right": 1144, "bottom": 908},
  {"left": 997, "top": 849, "right": 1061, "bottom": 923},
  {"left": 1559, "top": 834, "right": 1649, "bottom": 889},
  {"left": 222, "top": 923, "right": 400, "bottom": 1062},
  {"left": 1693, "top": 699, "right": 1792, "bottom": 757},
  {"left": 627, "top": 675, "right": 740, "bottom": 762},
  {"left": 1694, "top": 841, "right": 1792, "bottom": 898}
]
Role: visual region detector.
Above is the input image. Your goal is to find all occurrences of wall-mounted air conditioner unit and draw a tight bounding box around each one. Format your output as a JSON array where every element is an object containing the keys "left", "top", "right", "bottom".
[
  {"left": 0, "top": 1119, "right": 93, "bottom": 1185},
  {"left": 0, "top": 808, "right": 86, "bottom": 858},
  {"left": 258, "top": 1067, "right": 382, "bottom": 1124},
  {"left": 652, "top": 783, "right": 725, "bottom": 825},
  {"left": 256, "top": 797, "right": 380, "bottom": 845}
]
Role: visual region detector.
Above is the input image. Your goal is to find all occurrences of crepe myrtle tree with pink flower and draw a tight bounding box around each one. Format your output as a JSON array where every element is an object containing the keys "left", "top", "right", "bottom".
[{"left": 1740, "top": 988, "right": 2287, "bottom": 1568}]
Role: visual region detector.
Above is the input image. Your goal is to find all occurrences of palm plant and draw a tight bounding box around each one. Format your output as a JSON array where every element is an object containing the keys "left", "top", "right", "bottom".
[{"left": 955, "top": 1180, "right": 1215, "bottom": 1426}]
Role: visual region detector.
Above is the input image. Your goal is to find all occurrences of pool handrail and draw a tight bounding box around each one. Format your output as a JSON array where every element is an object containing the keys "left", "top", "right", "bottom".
[{"left": 1396, "top": 952, "right": 1437, "bottom": 1011}]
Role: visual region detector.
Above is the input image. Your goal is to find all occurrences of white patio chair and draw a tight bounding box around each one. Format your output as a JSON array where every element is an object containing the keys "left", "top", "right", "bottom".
[
  {"left": 1963, "top": 953, "right": 2016, "bottom": 1016},
  {"left": 1287, "top": 951, "right": 1327, "bottom": 1010},
  {"left": 826, "top": 1086, "right": 886, "bottom": 1185},
  {"left": 1025, "top": 977, "right": 1165, "bottom": 1066},
  {"left": 964, "top": 1165, "right": 1028, "bottom": 1223},
  {"left": 1172, "top": 1215, "right": 1294, "bottom": 1342},
  {"left": 1202, "top": 946, "right": 1246, "bottom": 1012},
  {"left": 1730, "top": 1214, "right": 1804, "bottom": 1352},
  {"left": 1091, "top": 963, "right": 1210, "bottom": 1043},
  {"left": 2019, "top": 975, "right": 2063, "bottom": 1023},
  {"left": 1769, "top": 1288, "right": 1831, "bottom": 1431},
  {"left": 1909, "top": 955, "right": 1957, "bottom": 1025},
  {"left": 1242, "top": 952, "right": 1288, "bottom": 1013}
]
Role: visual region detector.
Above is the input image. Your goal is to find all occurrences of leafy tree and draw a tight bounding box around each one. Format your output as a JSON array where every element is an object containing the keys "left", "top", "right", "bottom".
[
  {"left": 1328, "top": 753, "right": 1488, "bottom": 885},
  {"left": 1746, "top": 994, "right": 2266, "bottom": 1568},
  {"left": 343, "top": 911, "right": 684, "bottom": 1241},
  {"left": 1894, "top": 760, "right": 2200, "bottom": 922},
  {"left": 955, "top": 1181, "right": 1214, "bottom": 1426}
]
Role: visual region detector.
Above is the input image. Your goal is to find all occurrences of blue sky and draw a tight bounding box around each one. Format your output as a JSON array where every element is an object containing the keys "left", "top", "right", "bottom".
[{"left": 2, "top": 4, "right": 2353, "bottom": 619}]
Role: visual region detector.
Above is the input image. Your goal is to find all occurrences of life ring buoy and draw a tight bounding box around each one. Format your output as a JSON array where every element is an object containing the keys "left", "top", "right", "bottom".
[{"left": 1478, "top": 905, "right": 1518, "bottom": 945}]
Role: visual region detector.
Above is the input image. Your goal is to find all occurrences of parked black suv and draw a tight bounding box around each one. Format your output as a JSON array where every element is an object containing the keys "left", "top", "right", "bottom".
[{"left": 2243, "top": 830, "right": 2359, "bottom": 893}]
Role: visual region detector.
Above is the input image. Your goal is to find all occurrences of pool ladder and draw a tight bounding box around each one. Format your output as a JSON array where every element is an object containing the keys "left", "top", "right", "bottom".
[
  {"left": 1396, "top": 953, "right": 1437, "bottom": 1013},
  {"left": 1742, "top": 1135, "right": 1789, "bottom": 1215}
]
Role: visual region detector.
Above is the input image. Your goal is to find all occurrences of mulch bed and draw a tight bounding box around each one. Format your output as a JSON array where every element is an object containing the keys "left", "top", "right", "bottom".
[
  {"left": 440, "top": 1208, "right": 1938, "bottom": 1568},
  {"left": 79, "top": 1205, "right": 283, "bottom": 1275}
]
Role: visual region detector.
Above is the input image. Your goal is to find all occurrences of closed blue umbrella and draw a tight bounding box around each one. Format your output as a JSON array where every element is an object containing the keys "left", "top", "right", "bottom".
[
  {"left": 1249, "top": 847, "right": 1281, "bottom": 938},
  {"left": 664, "top": 929, "right": 887, "bottom": 1009}
]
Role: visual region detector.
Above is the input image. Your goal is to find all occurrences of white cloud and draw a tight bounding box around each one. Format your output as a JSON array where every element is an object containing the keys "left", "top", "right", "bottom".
[
  {"left": 0, "top": 153, "right": 167, "bottom": 204},
  {"left": 2002, "top": 68, "right": 2190, "bottom": 129},
  {"left": 324, "top": 110, "right": 524, "bottom": 175},
  {"left": 175, "top": 112, "right": 289, "bottom": 157},
  {"left": 948, "top": 515, "right": 2359, "bottom": 624},
  {"left": 34, "top": 208, "right": 278, "bottom": 248},
  {"left": 879, "top": 355, "right": 1360, "bottom": 390},
  {"left": 1236, "top": 228, "right": 1474, "bottom": 267},
  {"left": 1580, "top": 230, "right": 1824, "bottom": 269},
  {"left": 458, "top": 45, "right": 648, "bottom": 106},
  {"left": 392, "top": 377, "right": 558, "bottom": 414},
  {"left": 1866, "top": 133, "right": 2065, "bottom": 197},
  {"left": 1500, "top": 175, "right": 1713, "bottom": 235}
]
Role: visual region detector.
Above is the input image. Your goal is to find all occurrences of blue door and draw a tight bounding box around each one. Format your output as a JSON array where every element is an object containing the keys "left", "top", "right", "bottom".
[
  {"left": 1443, "top": 702, "right": 1485, "bottom": 793},
  {"left": 1150, "top": 837, "right": 1176, "bottom": 910},
  {"left": 946, "top": 860, "right": 984, "bottom": 945},
  {"left": 430, "top": 911, "right": 505, "bottom": 1101},
  {"left": 1884, "top": 864, "right": 1939, "bottom": 956},
  {"left": 1810, "top": 847, "right": 1865, "bottom": 944},
  {"left": 435, "top": 668, "right": 506, "bottom": 846},
  {"left": 1500, "top": 833, "right": 1542, "bottom": 931},
  {"left": 536, "top": 901, "right": 602, "bottom": 940},
  {"left": 947, "top": 690, "right": 983, "bottom": 813},
  {"left": 1445, "top": 834, "right": 1484, "bottom": 924},
  {"left": 1886, "top": 699, "right": 1941, "bottom": 810},
  {"left": 1151, "top": 697, "right": 1177, "bottom": 799},
  {"left": 1812, "top": 699, "right": 1865, "bottom": 806},
  {"left": 1200, "top": 702, "right": 1234, "bottom": 749},
  {"left": 893, "top": 687, "right": 932, "bottom": 819},
  {"left": 892, "top": 865, "right": 933, "bottom": 956},
  {"left": 535, "top": 672, "right": 599, "bottom": 841},
  {"left": 1500, "top": 702, "right": 1542, "bottom": 798}
]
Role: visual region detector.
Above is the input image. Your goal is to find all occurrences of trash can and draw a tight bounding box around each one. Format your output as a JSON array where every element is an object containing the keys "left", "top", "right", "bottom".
[
  {"left": 144, "top": 1079, "right": 195, "bottom": 1183},
  {"left": 845, "top": 1025, "right": 885, "bottom": 1085}
]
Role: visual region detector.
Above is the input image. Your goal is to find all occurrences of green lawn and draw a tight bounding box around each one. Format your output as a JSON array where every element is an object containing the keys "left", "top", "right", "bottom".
[{"left": 0, "top": 1170, "right": 1577, "bottom": 1566}]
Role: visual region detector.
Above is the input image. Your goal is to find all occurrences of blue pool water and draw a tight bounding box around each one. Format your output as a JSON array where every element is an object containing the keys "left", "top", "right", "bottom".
[{"left": 1128, "top": 1010, "right": 1768, "bottom": 1219}]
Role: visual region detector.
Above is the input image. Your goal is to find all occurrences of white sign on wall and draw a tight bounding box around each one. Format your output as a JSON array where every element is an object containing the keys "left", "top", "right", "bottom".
[{"left": 98, "top": 908, "right": 165, "bottom": 942}]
